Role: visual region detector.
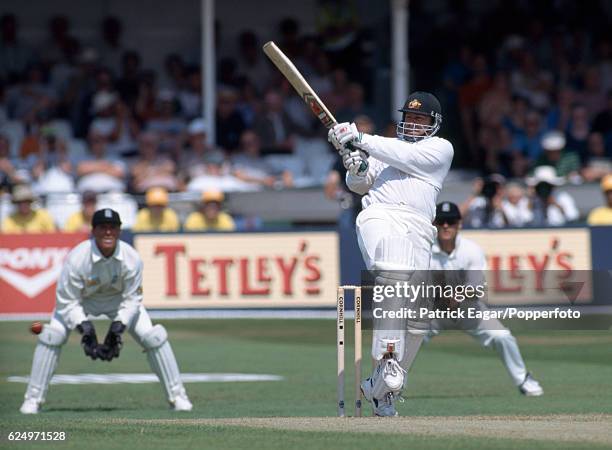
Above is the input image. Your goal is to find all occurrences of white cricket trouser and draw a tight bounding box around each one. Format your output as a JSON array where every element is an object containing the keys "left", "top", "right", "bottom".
[
  {"left": 356, "top": 204, "right": 436, "bottom": 367},
  {"left": 427, "top": 302, "right": 528, "bottom": 386}
]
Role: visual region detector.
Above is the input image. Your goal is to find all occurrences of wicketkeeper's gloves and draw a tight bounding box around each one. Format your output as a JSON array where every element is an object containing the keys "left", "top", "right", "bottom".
[
  {"left": 97, "top": 321, "right": 126, "bottom": 362},
  {"left": 76, "top": 320, "right": 99, "bottom": 360}
]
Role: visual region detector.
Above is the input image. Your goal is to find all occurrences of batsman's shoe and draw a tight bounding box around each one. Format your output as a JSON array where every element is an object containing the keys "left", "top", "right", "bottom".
[
  {"left": 172, "top": 394, "right": 193, "bottom": 411},
  {"left": 19, "top": 398, "right": 40, "bottom": 414},
  {"left": 360, "top": 378, "right": 399, "bottom": 417},
  {"left": 519, "top": 373, "right": 543, "bottom": 397}
]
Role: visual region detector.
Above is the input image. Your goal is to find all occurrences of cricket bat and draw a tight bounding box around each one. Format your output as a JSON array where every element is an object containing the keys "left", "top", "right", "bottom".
[
  {"left": 263, "top": 41, "right": 365, "bottom": 163},
  {"left": 262, "top": 41, "right": 338, "bottom": 129}
]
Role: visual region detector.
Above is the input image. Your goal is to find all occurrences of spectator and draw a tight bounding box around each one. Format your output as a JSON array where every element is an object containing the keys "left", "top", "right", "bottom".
[
  {"left": 41, "top": 15, "right": 73, "bottom": 68},
  {"left": 501, "top": 182, "right": 533, "bottom": 227},
  {"left": 581, "top": 132, "right": 612, "bottom": 182},
  {"left": 0, "top": 14, "right": 35, "bottom": 83},
  {"left": 180, "top": 118, "right": 225, "bottom": 182},
  {"left": 462, "top": 175, "right": 507, "bottom": 228},
  {"left": 98, "top": 16, "right": 124, "bottom": 75},
  {"left": 130, "top": 131, "right": 179, "bottom": 193},
  {"left": 579, "top": 66, "right": 606, "bottom": 119},
  {"left": 0, "top": 133, "right": 23, "bottom": 191},
  {"left": 216, "top": 87, "right": 246, "bottom": 152},
  {"left": 1, "top": 184, "right": 55, "bottom": 233},
  {"left": 76, "top": 131, "right": 127, "bottom": 193},
  {"left": 89, "top": 90, "right": 139, "bottom": 157},
  {"left": 253, "top": 89, "right": 297, "bottom": 155},
  {"left": 159, "top": 53, "right": 185, "bottom": 92},
  {"left": 587, "top": 174, "right": 612, "bottom": 225},
  {"left": 336, "top": 83, "right": 373, "bottom": 124},
  {"left": 527, "top": 166, "right": 579, "bottom": 226},
  {"left": 177, "top": 66, "right": 202, "bottom": 121},
  {"left": 459, "top": 54, "right": 492, "bottom": 159},
  {"left": 533, "top": 131, "right": 580, "bottom": 178},
  {"left": 30, "top": 132, "right": 75, "bottom": 194},
  {"left": 63, "top": 190, "right": 97, "bottom": 232},
  {"left": 184, "top": 190, "right": 236, "bottom": 231},
  {"left": 512, "top": 110, "right": 545, "bottom": 163},
  {"left": 592, "top": 90, "right": 612, "bottom": 136},
  {"left": 134, "top": 70, "right": 157, "bottom": 123},
  {"left": 132, "top": 187, "right": 180, "bottom": 232},
  {"left": 115, "top": 50, "right": 142, "bottom": 108},
  {"left": 546, "top": 86, "right": 575, "bottom": 131},
  {"left": 231, "top": 130, "right": 293, "bottom": 189},
  {"left": 7, "top": 64, "right": 57, "bottom": 123},
  {"left": 510, "top": 52, "right": 553, "bottom": 110},
  {"left": 565, "top": 104, "right": 591, "bottom": 162},
  {"left": 146, "top": 89, "right": 186, "bottom": 154},
  {"left": 236, "top": 31, "right": 271, "bottom": 94}
]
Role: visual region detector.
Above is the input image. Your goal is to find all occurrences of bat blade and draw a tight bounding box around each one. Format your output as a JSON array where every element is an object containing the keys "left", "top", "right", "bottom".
[{"left": 263, "top": 41, "right": 337, "bottom": 129}]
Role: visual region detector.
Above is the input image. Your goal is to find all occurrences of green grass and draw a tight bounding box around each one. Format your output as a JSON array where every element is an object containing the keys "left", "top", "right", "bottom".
[{"left": 1, "top": 319, "right": 611, "bottom": 449}]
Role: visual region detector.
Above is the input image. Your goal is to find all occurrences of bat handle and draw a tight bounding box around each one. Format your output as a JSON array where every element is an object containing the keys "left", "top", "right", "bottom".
[{"left": 344, "top": 142, "right": 369, "bottom": 172}]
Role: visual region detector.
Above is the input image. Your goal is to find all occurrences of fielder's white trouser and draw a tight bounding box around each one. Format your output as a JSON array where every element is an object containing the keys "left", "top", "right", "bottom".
[
  {"left": 23, "top": 302, "right": 188, "bottom": 405},
  {"left": 426, "top": 302, "right": 528, "bottom": 386},
  {"left": 356, "top": 204, "right": 436, "bottom": 371}
]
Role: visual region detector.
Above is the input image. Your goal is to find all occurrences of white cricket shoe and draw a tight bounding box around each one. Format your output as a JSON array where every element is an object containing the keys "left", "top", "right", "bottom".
[
  {"left": 519, "top": 373, "right": 543, "bottom": 397},
  {"left": 360, "top": 378, "right": 399, "bottom": 417},
  {"left": 20, "top": 398, "right": 40, "bottom": 414},
  {"left": 172, "top": 394, "right": 193, "bottom": 411}
]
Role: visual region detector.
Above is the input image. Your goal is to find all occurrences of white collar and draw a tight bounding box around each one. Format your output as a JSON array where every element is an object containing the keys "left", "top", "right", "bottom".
[
  {"left": 432, "top": 235, "right": 461, "bottom": 259},
  {"left": 91, "top": 239, "right": 122, "bottom": 263}
]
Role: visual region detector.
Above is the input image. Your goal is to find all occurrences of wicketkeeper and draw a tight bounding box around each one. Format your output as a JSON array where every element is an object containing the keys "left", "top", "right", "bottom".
[{"left": 20, "top": 208, "right": 193, "bottom": 414}]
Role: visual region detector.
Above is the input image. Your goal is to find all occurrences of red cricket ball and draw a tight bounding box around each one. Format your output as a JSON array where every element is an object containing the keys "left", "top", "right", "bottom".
[{"left": 30, "top": 321, "right": 43, "bottom": 335}]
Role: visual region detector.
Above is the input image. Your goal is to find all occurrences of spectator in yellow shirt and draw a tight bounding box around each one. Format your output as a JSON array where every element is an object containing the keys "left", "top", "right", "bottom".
[
  {"left": 2, "top": 184, "right": 56, "bottom": 233},
  {"left": 587, "top": 174, "right": 612, "bottom": 225},
  {"left": 63, "top": 191, "right": 98, "bottom": 232},
  {"left": 132, "top": 187, "right": 180, "bottom": 232},
  {"left": 184, "top": 190, "right": 236, "bottom": 231}
]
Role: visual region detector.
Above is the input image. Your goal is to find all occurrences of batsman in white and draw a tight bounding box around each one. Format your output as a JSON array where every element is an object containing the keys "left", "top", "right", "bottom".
[
  {"left": 425, "top": 201, "right": 543, "bottom": 396},
  {"left": 328, "top": 91, "right": 454, "bottom": 416},
  {"left": 20, "top": 208, "right": 193, "bottom": 414}
]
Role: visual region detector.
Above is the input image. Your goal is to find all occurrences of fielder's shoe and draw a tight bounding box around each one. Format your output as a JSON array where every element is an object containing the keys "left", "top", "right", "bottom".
[
  {"left": 360, "top": 378, "right": 399, "bottom": 417},
  {"left": 20, "top": 398, "right": 40, "bottom": 414},
  {"left": 519, "top": 372, "right": 543, "bottom": 397},
  {"left": 172, "top": 394, "right": 193, "bottom": 411}
]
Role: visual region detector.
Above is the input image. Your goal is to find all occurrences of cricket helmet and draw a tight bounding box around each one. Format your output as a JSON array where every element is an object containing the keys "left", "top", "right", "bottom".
[{"left": 397, "top": 91, "right": 442, "bottom": 142}]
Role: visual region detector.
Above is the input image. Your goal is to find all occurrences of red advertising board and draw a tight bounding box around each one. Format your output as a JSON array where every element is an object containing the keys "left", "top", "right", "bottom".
[
  {"left": 0, "top": 233, "right": 88, "bottom": 314},
  {"left": 134, "top": 232, "right": 340, "bottom": 308}
]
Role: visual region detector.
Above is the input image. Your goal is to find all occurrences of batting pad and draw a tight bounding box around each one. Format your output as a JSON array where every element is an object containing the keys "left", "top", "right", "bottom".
[{"left": 142, "top": 325, "right": 186, "bottom": 402}]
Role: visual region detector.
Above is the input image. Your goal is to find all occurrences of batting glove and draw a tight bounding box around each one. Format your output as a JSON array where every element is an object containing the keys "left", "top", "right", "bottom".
[
  {"left": 342, "top": 149, "right": 369, "bottom": 177},
  {"left": 76, "top": 320, "right": 99, "bottom": 360},
  {"left": 328, "top": 122, "right": 361, "bottom": 150},
  {"left": 98, "top": 321, "right": 126, "bottom": 362}
]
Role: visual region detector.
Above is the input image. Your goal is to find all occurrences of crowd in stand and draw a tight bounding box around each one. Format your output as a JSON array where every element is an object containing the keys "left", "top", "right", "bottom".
[
  {"left": 0, "top": 2, "right": 611, "bottom": 232},
  {"left": 1, "top": 184, "right": 236, "bottom": 233}
]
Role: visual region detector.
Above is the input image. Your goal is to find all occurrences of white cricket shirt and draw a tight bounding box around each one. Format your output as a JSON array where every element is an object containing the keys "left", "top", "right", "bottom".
[
  {"left": 55, "top": 239, "right": 144, "bottom": 329},
  {"left": 346, "top": 135, "right": 454, "bottom": 222}
]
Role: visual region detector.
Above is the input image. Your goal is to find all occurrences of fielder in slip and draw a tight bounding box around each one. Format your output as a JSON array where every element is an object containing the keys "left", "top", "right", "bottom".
[
  {"left": 328, "top": 92, "right": 454, "bottom": 416},
  {"left": 19, "top": 208, "right": 192, "bottom": 414},
  {"left": 424, "top": 201, "right": 543, "bottom": 396}
]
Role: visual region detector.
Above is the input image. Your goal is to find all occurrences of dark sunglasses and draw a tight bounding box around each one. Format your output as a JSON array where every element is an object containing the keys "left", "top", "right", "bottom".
[{"left": 434, "top": 218, "right": 459, "bottom": 226}]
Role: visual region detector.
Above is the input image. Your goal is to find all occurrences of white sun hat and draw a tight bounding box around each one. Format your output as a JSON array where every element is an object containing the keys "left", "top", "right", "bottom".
[{"left": 527, "top": 166, "right": 565, "bottom": 186}]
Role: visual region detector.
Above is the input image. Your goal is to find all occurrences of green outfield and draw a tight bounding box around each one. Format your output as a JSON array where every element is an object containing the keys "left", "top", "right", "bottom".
[{"left": 1, "top": 319, "right": 611, "bottom": 449}]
